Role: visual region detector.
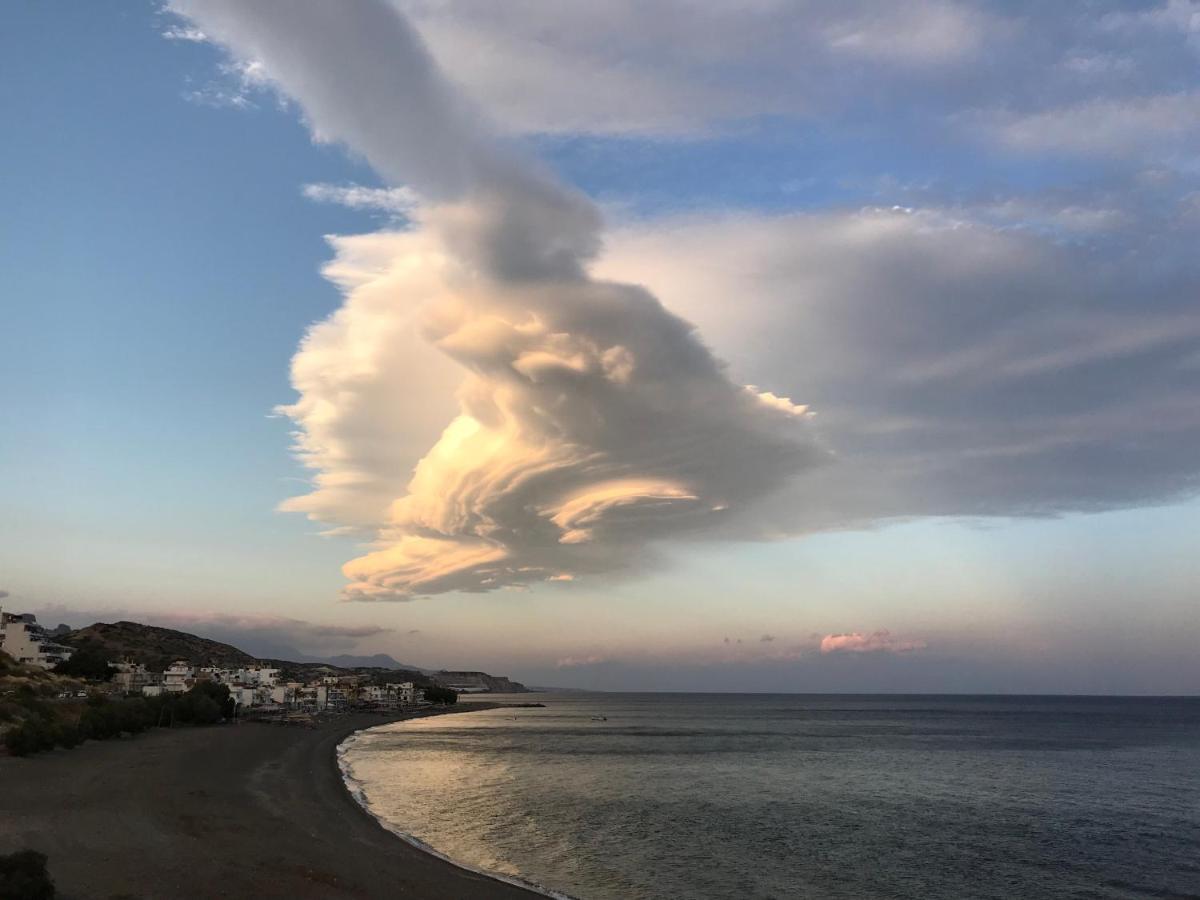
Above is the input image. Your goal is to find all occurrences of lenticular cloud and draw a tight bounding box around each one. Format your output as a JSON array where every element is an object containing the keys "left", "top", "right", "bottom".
[{"left": 172, "top": 0, "right": 822, "bottom": 599}]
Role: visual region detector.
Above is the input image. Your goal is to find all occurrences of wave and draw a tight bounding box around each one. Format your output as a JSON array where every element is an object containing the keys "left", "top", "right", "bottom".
[{"left": 336, "top": 724, "right": 577, "bottom": 900}]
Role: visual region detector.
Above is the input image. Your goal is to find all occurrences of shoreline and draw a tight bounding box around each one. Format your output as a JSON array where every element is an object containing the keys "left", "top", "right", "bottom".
[
  {"left": 0, "top": 704, "right": 543, "bottom": 899},
  {"left": 336, "top": 714, "right": 575, "bottom": 900}
]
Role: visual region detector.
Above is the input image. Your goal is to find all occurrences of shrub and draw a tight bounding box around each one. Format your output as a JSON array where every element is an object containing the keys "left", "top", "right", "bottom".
[
  {"left": 0, "top": 849, "right": 56, "bottom": 899},
  {"left": 3, "top": 719, "right": 55, "bottom": 757},
  {"left": 52, "top": 722, "right": 82, "bottom": 750}
]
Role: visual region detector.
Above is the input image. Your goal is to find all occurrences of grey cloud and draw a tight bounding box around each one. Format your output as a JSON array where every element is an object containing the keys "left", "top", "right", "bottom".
[
  {"left": 392, "top": 0, "right": 1200, "bottom": 163},
  {"left": 170, "top": 0, "right": 599, "bottom": 280},
  {"left": 186, "top": 616, "right": 395, "bottom": 659},
  {"left": 600, "top": 201, "right": 1200, "bottom": 530}
]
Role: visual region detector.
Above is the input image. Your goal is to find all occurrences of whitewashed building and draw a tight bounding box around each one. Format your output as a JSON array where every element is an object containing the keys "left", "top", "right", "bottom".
[
  {"left": 0, "top": 610, "right": 74, "bottom": 670},
  {"left": 162, "top": 660, "right": 195, "bottom": 693}
]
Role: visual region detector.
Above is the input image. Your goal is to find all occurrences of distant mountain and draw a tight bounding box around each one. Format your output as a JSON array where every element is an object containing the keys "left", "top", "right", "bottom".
[
  {"left": 63, "top": 621, "right": 256, "bottom": 670},
  {"left": 320, "top": 653, "right": 423, "bottom": 670}
]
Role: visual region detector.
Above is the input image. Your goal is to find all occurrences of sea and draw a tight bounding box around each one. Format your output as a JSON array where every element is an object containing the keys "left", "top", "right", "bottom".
[{"left": 337, "top": 693, "right": 1200, "bottom": 900}]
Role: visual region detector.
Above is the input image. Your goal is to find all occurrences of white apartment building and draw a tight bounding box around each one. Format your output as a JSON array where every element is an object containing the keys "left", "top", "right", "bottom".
[
  {"left": 0, "top": 610, "right": 74, "bottom": 670},
  {"left": 162, "top": 660, "right": 195, "bottom": 693},
  {"left": 225, "top": 666, "right": 280, "bottom": 687}
]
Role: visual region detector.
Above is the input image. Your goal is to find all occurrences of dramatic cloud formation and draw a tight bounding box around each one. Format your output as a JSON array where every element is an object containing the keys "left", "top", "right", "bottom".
[
  {"left": 820, "top": 630, "right": 927, "bottom": 655},
  {"left": 168, "top": 0, "right": 1200, "bottom": 605},
  {"left": 171, "top": 0, "right": 820, "bottom": 599}
]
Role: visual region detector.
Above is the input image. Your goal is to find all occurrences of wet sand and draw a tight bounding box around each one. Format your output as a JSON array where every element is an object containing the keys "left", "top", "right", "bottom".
[{"left": 0, "top": 707, "right": 541, "bottom": 899}]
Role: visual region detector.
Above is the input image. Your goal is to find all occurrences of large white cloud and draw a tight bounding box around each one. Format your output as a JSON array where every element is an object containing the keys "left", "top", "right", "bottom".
[{"left": 170, "top": 0, "right": 822, "bottom": 599}]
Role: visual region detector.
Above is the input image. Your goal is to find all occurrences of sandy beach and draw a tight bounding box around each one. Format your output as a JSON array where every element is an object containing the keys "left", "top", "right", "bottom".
[{"left": 0, "top": 707, "right": 541, "bottom": 899}]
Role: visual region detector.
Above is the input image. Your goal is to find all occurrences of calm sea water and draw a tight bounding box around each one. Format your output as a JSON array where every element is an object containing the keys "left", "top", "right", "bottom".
[{"left": 339, "top": 694, "right": 1200, "bottom": 900}]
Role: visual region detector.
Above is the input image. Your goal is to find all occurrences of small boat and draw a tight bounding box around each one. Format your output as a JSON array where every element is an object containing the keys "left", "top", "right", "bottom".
[{"left": 590, "top": 715, "right": 607, "bottom": 721}]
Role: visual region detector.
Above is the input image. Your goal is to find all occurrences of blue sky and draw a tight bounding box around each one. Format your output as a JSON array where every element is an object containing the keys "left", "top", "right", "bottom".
[{"left": 2, "top": 1, "right": 1198, "bottom": 692}]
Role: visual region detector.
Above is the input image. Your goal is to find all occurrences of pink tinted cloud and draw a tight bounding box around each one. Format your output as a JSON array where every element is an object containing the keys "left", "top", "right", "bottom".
[
  {"left": 556, "top": 655, "right": 607, "bottom": 669},
  {"left": 820, "top": 630, "right": 926, "bottom": 654}
]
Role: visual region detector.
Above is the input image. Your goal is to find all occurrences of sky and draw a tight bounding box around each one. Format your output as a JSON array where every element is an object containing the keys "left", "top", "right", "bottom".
[{"left": 2, "top": 0, "right": 1198, "bottom": 693}]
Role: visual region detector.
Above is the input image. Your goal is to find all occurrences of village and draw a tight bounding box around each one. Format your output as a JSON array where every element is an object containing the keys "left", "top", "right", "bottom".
[
  {"left": 1, "top": 608, "right": 441, "bottom": 717},
  {"left": 108, "top": 660, "right": 423, "bottom": 714}
]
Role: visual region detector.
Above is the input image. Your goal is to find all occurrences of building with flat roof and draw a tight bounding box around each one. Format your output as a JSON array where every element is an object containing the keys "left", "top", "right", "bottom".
[{"left": 0, "top": 610, "right": 74, "bottom": 670}]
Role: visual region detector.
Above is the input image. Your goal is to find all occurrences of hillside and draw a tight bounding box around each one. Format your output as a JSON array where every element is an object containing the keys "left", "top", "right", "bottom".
[
  {"left": 434, "top": 671, "right": 529, "bottom": 693},
  {"left": 62, "top": 621, "right": 256, "bottom": 670}
]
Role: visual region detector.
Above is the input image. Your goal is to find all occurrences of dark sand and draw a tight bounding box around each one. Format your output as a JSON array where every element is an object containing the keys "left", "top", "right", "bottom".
[{"left": 0, "top": 707, "right": 541, "bottom": 899}]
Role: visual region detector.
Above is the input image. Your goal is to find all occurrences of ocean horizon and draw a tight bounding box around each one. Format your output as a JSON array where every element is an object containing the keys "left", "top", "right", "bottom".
[{"left": 339, "top": 692, "right": 1200, "bottom": 900}]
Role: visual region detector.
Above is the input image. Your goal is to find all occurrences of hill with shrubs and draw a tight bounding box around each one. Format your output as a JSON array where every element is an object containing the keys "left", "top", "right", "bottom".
[{"left": 61, "top": 621, "right": 256, "bottom": 670}]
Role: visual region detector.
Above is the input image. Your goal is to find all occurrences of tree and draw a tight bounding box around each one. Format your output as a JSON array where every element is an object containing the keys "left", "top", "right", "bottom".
[
  {"left": 53, "top": 648, "right": 112, "bottom": 681},
  {"left": 189, "top": 680, "right": 235, "bottom": 718},
  {"left": 424, "top": 685, "right": 458, "bottom": 705},
  {"left": 0, "top": 849, "right": 56, "bottom": 899}
]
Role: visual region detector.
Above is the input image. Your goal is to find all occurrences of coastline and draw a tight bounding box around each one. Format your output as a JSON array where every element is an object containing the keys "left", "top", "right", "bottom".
[
  {"left": 0, "top": 705, "right": 542, "bottom": 899},
  {"left": 336, "top": 716, "right": 574, "bottom": 900}
]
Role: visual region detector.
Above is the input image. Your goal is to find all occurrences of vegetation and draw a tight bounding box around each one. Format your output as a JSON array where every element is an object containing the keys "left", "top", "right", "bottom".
[
  {"left": 0, "top": 850, "right": 55, "bottom": 899},
  {"left": 2, "top": 680, "right": 234, "bottom": 757},
  {"left": 52, "top": 645, "right": 113, "bottom": 681},
  {"left": 423, "top": 684, "right": 458, "bottom": 705}
]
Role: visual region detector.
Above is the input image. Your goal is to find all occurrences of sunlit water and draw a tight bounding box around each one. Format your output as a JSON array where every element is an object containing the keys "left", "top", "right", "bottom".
[{"left": 338, "top": 694, "right": 1200, "bottom": 899}]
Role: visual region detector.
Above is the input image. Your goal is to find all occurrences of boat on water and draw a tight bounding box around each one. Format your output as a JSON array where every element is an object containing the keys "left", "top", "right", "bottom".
[{"left": 590, "top": 715, "right": 608, "bottom": 721}]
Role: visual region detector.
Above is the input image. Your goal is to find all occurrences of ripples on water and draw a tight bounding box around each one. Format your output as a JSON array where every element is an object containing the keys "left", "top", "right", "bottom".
[{"left": 339, "top": 694, "right": 1200, "bottom": 899}]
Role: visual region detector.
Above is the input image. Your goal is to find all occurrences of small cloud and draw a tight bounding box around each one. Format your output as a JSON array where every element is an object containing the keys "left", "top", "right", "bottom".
[
  {"left": 723, "top": 636, "right": 731, "bottom": 644},
  {"left": 183, "top": 86, "right": 256, "bottom": 110},
  {"left": 301, "top": 182, "right": 420, "bottom": 217},
  {"left": 407, "top": 628, "right": 421, "bottom": 635},
  {"left": 182, "top": 59, "right": 270, "bottom": 112},
  {"left": 0, "top": 589, "right": 9, "bottom": 600},
  {"left": 760, "top": 634, "right": 776, "bottom": 642},
  {"left": 161, "top": 26, "right": 207, "bottom": 42},
  {"left": 556, "top": 655, "right": 607, "bottom": 668},
  {"left": 820, "top": 630, "right": 926, "bottom": 655}
]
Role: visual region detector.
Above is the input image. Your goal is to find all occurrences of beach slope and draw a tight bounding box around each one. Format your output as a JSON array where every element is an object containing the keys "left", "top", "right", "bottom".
[{"left": 0, "top": 713, "right": 540, "bottom": 899}]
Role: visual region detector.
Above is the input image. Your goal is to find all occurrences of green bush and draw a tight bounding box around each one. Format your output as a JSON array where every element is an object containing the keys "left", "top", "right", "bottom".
[{"left": 0, "top": 849, "right": 56, "bottom": 899}]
